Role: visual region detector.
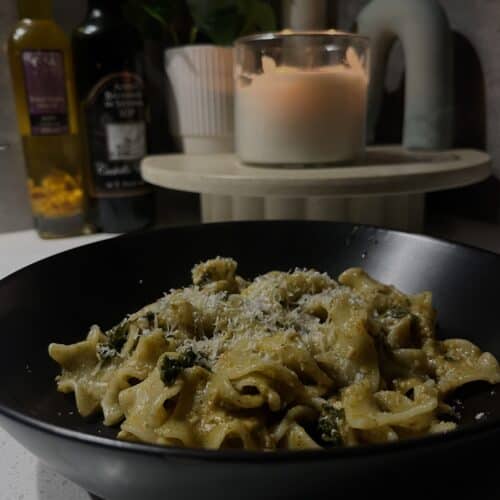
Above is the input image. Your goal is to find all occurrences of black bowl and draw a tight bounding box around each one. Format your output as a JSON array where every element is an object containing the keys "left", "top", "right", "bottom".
[{"left": 1, "top": 221, "right": 500, "bottom": 500}]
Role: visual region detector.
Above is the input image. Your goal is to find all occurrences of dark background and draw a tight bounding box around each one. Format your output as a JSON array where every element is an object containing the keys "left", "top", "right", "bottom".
[{"left": 0, "top": 0, "right": 498, "bottom": 233}]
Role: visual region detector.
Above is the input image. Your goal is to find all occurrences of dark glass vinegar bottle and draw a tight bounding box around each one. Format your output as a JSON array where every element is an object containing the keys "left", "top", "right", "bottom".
[{"left": 73, "top": 0, "right": 154, "bottom": 233}]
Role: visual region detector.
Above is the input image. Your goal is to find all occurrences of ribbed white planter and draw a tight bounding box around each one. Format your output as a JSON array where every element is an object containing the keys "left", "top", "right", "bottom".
[
  {"left": 165, "top": 45, "right": 235, "bottom": 221},
  {"left": 165, "top": 45, "right": 234, "bottom": 153}
]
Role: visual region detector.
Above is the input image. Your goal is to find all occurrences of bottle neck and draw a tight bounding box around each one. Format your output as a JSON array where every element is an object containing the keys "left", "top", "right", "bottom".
[{"left": 18, "top": 0, "right": 53, "bottom": 20}]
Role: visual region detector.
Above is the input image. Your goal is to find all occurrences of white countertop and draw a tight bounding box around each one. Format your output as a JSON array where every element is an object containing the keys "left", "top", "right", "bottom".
[
  {"left": 1, "top": 219, "right": 500, "bottom": 500},
  {"left": 0, "top": 230, "right": 114, "bottom": 500}
]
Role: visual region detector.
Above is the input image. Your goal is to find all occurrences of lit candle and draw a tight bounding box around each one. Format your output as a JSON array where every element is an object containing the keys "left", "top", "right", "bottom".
[{"left": 235, "top": 33, "right": 369, "bottom": 165}]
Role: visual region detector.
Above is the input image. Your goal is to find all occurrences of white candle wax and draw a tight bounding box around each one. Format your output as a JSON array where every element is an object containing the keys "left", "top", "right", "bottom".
[{"left": 235, "top": 55, "right": 368, "bottom": 165}]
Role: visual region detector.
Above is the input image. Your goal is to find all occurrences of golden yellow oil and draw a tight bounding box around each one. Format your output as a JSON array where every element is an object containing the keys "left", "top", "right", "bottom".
[{"left": 8, "top": 2, "right": 89, "bottom": 237}]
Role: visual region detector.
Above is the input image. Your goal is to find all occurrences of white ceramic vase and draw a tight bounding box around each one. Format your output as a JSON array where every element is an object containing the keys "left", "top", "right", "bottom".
[
  {"left": 165, "top": 45, "right": 234, "bottom": 153},
  {"left": 165, "top": 45, "right": 236, "bottom": 222}
]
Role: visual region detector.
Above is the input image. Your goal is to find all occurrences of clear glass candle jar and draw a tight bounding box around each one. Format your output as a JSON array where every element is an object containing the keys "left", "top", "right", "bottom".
[{"left": 234, "top": 31, "right": 370, "bottom": 166}]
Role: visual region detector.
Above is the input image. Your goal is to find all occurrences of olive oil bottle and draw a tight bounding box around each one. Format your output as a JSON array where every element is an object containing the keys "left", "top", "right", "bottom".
[
  {"left": 8, "top": 0, "right": 88, "bottom": 238},
  {"left": 73, "top": 0, "right": 155, "bottom": 233}
]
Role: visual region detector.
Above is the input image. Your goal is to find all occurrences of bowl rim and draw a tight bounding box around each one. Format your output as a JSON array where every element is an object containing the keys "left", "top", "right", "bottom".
[
  {"left": 1, "top": 220, "right": 499, "bottom": 462},
  {"left": 0, "top": 400, "right": 499, "bottom": 462}
]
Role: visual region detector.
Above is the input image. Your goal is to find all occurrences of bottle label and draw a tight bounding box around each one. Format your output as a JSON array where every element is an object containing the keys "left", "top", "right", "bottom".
[
  {"left": 85, "top": 72, "right": 149, "bottom": 197},
  {"left": 22, "top": 50, "right": 69, "bottom": 136}
]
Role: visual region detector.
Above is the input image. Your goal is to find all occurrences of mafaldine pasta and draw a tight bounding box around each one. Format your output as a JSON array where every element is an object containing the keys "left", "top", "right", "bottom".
[{"left": 49, "top": 258, "right": 500, "bottom": 450}]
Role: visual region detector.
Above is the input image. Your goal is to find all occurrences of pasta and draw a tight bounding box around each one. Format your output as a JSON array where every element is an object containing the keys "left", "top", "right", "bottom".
[{"left": 49, "top": 258, "right": 500, "bottom": 450}]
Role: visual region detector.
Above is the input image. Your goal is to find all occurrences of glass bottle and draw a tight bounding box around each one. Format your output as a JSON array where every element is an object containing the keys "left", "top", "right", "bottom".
[
  {"left": 73, "top": 0, "right": 155, "bottom": 233},
  {"left": 8, "top": 0, "right": 88, "bottom": 238}
]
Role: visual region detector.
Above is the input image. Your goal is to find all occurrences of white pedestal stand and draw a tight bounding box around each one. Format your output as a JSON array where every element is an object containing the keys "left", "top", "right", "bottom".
[{"left": 142, "top": 146, "right": 490, "bottom": 232}]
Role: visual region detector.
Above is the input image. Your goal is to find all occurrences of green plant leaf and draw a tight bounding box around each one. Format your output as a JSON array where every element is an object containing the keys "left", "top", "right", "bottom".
[
  {"left": 189, "top": 25, "right": 199, "bottom": 44},
  {"left": 239, "top": 0, "right": 276, "bottom": 37},
  {"left": 187, "top": 0, "right": 242, "bottom": 45},
  {"left": 142, "top": 5, "right": 169, "bottom": 27},
  {"left": 125, "top": 0, "right": 188, "bottom": 44},
  {"left": 249, "top": 1, "right": 276, "bottom": 32},
  {"left": 187, "top": 0, "right": 276, "bottom": 45},
  {"left": 126, "top": 0, "right": 277, "bottom": 45}
]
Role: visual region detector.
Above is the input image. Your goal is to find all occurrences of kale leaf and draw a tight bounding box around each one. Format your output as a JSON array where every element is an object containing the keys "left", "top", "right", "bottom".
[
  {"left": 384, "top": 307, "right": 410, "bottom": 320},
  {"left": 317, "top": 404, "right": 345, "bottom": 446},
  {"left": 160, "top": 349, "right": 198, "bottom": 385},
  {"left": 97, "top": 322, "right": 130, "bottom": 361}
]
